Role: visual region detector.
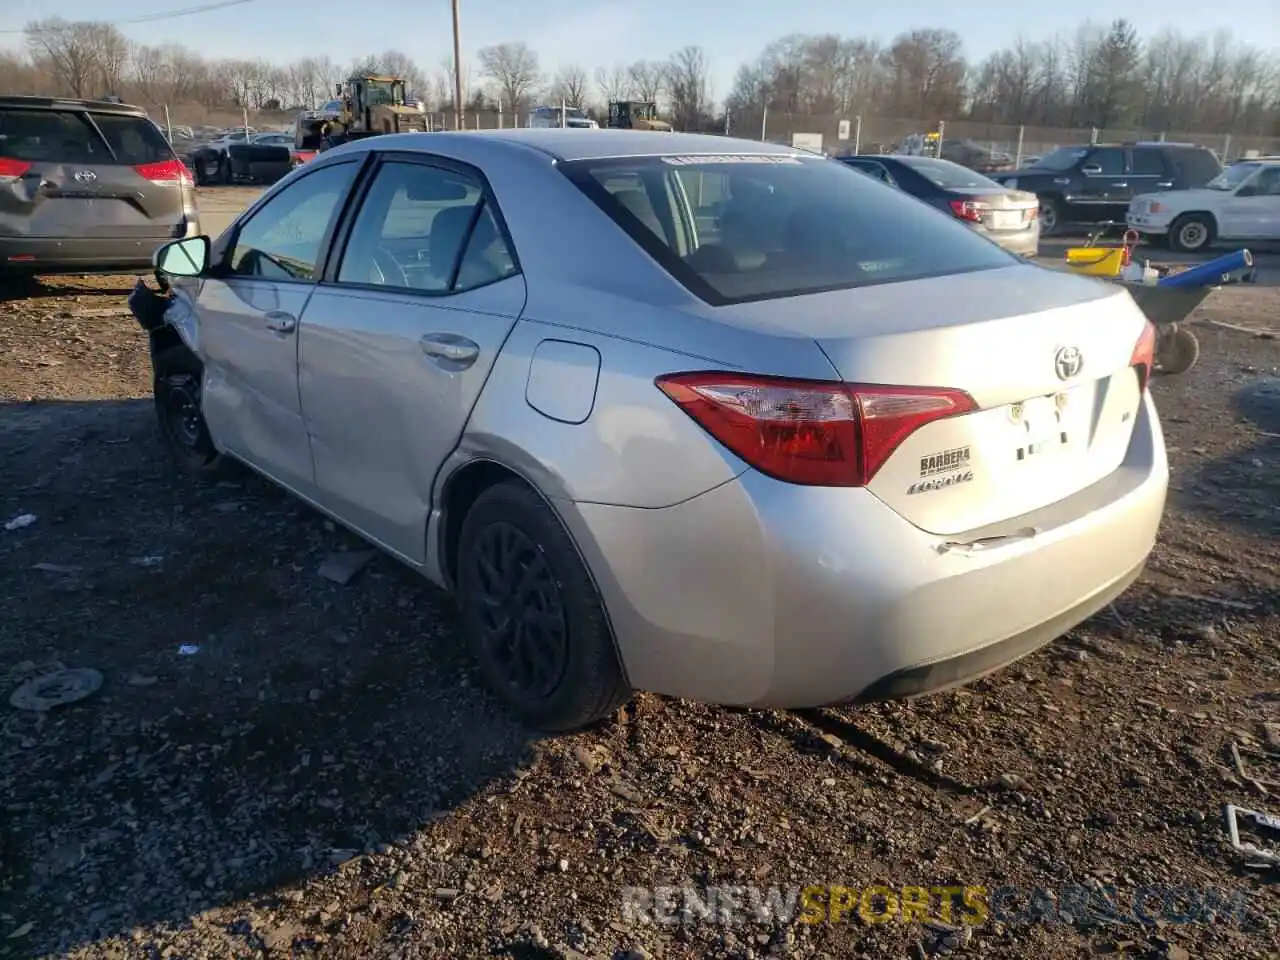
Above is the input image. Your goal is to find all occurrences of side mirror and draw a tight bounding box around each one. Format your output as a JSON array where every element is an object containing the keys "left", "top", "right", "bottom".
[
  {"left": 1081, "top": 164, "right": 1102, "bottom": 176},
  {"left": 155, "top": 236, "right": 210, "bottom": 278}
]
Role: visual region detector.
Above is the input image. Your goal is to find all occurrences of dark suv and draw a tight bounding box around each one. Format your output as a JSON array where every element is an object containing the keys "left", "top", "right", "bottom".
[
  {"left": 987, "top": 141, "right": 1222, "bottom": 236},
  {"left": 0, "top": 96, "right": 199, "bottom": 278}
]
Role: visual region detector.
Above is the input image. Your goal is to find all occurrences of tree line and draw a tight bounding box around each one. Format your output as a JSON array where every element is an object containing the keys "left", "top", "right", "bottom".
[{"left": 3, "top": 16, "right": 1277, "bottom": 137}]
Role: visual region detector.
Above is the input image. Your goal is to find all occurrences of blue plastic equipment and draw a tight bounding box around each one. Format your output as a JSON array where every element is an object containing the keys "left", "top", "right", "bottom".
[{"left": 1157, "top": 248, "right": 1253, "bottom": 288}]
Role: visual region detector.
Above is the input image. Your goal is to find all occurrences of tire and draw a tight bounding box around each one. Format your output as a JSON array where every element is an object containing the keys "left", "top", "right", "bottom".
[
  {"left": 218, "top": 155, "right": 232, "bottom": 185},
  {"left": 1038, "top": 196, "right": 1066, "bottom": 236},
  {"left": 152, "top": 345, "right": 223, "bottom": 475},
  {"left": 456, "top": 480, "right": 630, "bottom": 732},
  {"left": 1155, "top": 325, "right": 1200, "bottom": 375},
  {"left": 1169, "top": 214, "right": 1214, "bottom": 253}
]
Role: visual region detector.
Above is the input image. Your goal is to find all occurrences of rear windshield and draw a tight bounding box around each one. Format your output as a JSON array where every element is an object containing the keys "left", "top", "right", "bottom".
[
  {"left": 560, "top": 154, "right": 1016, "bottom": 305},
  {"left": 897, "top": 156, "right": 1001, "bottom": 191},
  {"left": 0, "top": 108, "right": 172, "bottom": 165}
]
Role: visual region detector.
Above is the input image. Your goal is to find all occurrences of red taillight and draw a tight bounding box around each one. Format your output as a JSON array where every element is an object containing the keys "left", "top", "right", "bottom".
[
  {"left": 1025, "top": 206, "right": 1039, "bottom": 220},
  {"left": 948, "top": 199, "right": 988, "bottom": 223},
  {"left": 1130, "top": 320, "right": 1156, "bottom": 392},
  {"left": 133, "top": 158, "right": 193, "bottom": 185},
  {"left": 655, "top": 373, "right": 977, "bottom": 487},
  {"left": 0, "top": 157, "right": 32, "bottom": 181}
]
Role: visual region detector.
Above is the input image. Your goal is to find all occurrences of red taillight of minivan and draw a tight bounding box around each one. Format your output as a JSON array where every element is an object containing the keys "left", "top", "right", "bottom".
[
  {"left": 1130, "top": 320, "right": 1156, "bottom": 392},
  {"left": 656, "top": 372, "right": 977, "bottom": 486},
  {"left": 134, "top": 158, "right": 193, "bottom": 186},
  {"left": 0, "top": 157, "right": 32, "bottom": 182}
]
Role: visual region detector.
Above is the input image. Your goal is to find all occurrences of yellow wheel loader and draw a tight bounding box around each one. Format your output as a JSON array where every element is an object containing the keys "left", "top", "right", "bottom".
[
  {"left": 606, "top": 100, "right": 672, "bottom": 132},
  {"left": 294, "top": 75, "right": 429, "bottom": 157}
]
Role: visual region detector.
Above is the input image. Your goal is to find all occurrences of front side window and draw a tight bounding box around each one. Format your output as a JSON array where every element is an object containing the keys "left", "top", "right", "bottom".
[
  {"left": 1028, "top": 147, "right": 1088, "bottom": 171},
  {"left": 229, "top": 162, "right": 358, "bottom": 281},
  {"left": 337, "top": 160, "right": 516, "bottom": 293},
  {"left": 1084, "top": 148, "right": 1125, "bottom": 176},
  {"left": 562, "top": 154, "right": 1016, "bottom": 305}
]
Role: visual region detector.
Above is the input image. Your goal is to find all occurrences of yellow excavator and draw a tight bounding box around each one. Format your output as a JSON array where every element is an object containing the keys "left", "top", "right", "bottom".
[
  {"left": 606, "top": 100, "right": 672, "bottom": 132},
  {"left": 295, "top": 75, "right": 429, "bottom": 156}
]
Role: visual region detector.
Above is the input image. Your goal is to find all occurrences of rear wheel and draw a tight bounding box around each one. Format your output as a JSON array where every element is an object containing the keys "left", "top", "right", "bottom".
[
  {"left": 1038, "top": 196, "right": 1066, "bottom": 236},
  {"left": 455, "top": 481, "right": 630, "bottom": 732},
  {"left": 153, "top": 346, "right": 223, "bottom": 475},
  {"left": 1169, "top": 214, "right": 1214, "bottom": 253}
]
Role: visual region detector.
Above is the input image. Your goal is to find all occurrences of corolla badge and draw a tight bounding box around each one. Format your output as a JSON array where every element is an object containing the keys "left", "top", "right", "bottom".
[
  {"left": 1054, "top": 345, "right": 1083, "bottom": 380},
  {"left": 73, "top": 170, "right": 97, "bottom": 183}
]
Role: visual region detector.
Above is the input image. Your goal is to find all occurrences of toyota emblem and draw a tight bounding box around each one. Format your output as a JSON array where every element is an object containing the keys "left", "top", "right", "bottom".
[
  {"left": 1054, "top": 346, "right": 1083, "bottom": 380},
  {"left": 73, "top": 170, "right": 97, "bottom": 183}
]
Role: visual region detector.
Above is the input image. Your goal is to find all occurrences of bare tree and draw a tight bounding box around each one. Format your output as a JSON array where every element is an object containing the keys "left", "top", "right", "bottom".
[
  {"left": 594, "top": 63, "right": 631, "bottom": 103},
  {"left": 628, "top": 60, "right": 665, "bottom": 102},
  {"left": 550, "top": 64, "right": 589, "bottom": 108},
  {"left": 665, "top": 46, "right": 711, "bottom": 131},
  {"left": 24, "top": 19, "right": 102, "bottom": 97},
  {"left": 478, "top": 42, "right": 541, "bottom": 113}
]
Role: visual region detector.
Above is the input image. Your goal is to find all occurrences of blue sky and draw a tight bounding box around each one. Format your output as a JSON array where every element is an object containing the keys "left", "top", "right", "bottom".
[{"left": 3, "top": 0, "right": 1277, "bottom": 100}]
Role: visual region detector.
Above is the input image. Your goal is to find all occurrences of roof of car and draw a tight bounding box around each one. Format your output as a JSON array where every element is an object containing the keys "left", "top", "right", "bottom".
[
  {"left": 0, "top": 95, "right": 147, "bottom": 116},
  {"left": 386, "top": 129, "right": 804, "bottom": 163}
]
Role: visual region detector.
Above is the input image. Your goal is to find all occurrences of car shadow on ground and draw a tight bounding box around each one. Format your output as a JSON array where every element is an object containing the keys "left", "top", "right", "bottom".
[
  {"left": 0, "top": 399, "right": 539, "bottom": 957},
  {"left": 1174, "top": 375, "right": 1280, "bottom": 543},
  {"left": 0, "top": 277, "right": 136, "bottom": 304}
]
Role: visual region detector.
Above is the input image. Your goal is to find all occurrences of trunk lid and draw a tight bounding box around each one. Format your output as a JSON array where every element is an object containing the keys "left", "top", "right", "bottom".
[
  {"left": 968, "top": 189, "right": 1039, "bottom": 233},
  {"left": 723, "top": 264, "right": 1150, "bottom": 535}
]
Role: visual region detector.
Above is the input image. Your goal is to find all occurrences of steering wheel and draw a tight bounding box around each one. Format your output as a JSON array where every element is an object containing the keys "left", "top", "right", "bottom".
[{"left": 369, "top": 245, "right": 409, "bottom": 287}]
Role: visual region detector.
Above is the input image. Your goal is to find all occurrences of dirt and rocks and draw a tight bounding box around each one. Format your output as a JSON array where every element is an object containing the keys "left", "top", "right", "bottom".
[{"left": 0, "top": 267, "right": 1277, "bottom": 960}]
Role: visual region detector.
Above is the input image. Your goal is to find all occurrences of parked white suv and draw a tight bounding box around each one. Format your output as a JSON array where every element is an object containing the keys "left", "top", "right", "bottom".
[{"left": 1127, "top": 159, "right": 1280, "bottom": 252}]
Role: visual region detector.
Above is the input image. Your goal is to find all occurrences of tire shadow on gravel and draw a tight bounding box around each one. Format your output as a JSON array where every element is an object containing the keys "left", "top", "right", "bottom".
[{"left": 0, "top": 398, "right": 541, "bottom": 957}]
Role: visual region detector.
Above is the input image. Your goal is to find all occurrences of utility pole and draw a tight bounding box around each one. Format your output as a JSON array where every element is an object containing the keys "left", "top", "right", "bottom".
[{"left": 450, "top": 0, "right": 463, "bottom": 131}]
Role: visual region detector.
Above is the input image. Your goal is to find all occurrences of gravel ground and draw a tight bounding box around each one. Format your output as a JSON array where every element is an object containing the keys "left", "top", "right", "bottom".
[{"left": 0, "top": 264, "right": 1277, "bottom": 960}]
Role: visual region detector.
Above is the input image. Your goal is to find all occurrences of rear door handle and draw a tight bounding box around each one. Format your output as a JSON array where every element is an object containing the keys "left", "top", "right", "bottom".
[
  {"left": 1112, "top": 182, "right": 1128, "bottom": 189},
  {"left": 1157, "top": 181, "right": 1173, "bottom": 188},
  {"left": 263, "top": 311, "right": 296, "bottom": 333},
  {"left": 420, "top": 332, "right": 479, "bottom": 368}
]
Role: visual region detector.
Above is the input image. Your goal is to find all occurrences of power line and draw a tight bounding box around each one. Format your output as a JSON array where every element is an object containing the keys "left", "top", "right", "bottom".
[{"left": 0, "top": 0, "right": 257, "bottom": 34}]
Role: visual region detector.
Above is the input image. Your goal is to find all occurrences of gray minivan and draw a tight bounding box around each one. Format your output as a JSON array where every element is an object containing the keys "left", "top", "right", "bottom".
[{"left": 0, "top": 96, "right": 200, "bottom": 278}]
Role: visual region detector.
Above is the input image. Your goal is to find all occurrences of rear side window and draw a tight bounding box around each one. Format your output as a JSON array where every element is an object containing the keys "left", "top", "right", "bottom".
[
  {"left": 1174, "top": 148, "right": 1224, "bottom": 187},
  {"left": 0, "top": 108, "right": 172, "bottom": 166},
  {"left": 91, "top": 113, "right": 174, "bottom": 165},
  {"left": 1131, "top": 150, "right": 1168, "bottom": 177},
  {"left": 561, "top": 155, "right": 1015, "bottom": 305}
]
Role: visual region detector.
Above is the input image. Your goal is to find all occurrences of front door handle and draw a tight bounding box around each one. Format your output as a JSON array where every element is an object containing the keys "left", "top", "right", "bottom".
[
  {"left": 420, "top": 332, "right": 479, "bottom": 368},
  {"left": 1157, "top": 181, "right": 1173, "bottom": 188},
  {"left": 1112, "top": 182, "right": 1128, "bottom": 189},
  {"left": 263, "top": 311, "right": 296, "bottom": 333}
]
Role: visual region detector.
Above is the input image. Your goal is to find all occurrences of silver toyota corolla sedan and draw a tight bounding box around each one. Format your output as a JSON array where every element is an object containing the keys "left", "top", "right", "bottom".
[{"left": 130, "top": 129, "right": 1168, "bottom": 732}]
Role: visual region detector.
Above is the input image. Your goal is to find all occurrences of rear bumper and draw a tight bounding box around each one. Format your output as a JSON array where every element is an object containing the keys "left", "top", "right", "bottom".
[
  {"left": 559, "top": 392, "right": 1167, "bottom": 708},
  {"left": 980, "top": 226, "right": 1040, "bottom": 257},
  {"left": 0, "top": 229, "right": 197, "bottom": 275}
]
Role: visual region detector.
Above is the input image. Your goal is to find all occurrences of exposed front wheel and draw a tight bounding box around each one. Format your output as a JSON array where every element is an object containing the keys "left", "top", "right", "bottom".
[
  {"left": 1169, "top": 214, "right": 1214, "bottom": 253},
  {"left": 153, "top": 346, "right": 223, "bottom": 475},
  {"left": 456, "top": 481, "right": 630, "bottom": 732}
]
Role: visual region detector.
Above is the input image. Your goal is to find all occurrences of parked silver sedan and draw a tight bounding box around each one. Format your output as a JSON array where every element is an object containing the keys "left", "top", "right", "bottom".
[{"left": 131, "top": 130, "right": 1168, "bottom": 732}]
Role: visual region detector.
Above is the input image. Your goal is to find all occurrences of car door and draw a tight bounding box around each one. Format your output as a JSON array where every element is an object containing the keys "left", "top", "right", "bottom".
[
  {"left": 1127, "top": 148, "right": 1175, "bottom": 203},
  {"left": 1221, "top": 166, "right": 1280, "bottom": 239},
  {"left": 1073, "top": 146, "right": 1128, "bottom": 222},
  {"left": 196, "top": 159, "right": 362, "bottom": 492},
  {"left": 297, "top": 153, "right": 526, "bottom": 562}
]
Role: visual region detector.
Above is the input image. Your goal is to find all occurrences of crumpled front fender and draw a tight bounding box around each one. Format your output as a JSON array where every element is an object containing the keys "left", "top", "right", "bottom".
[{"left": 127, "top": 279, "right": 202, "bottom": 355}]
